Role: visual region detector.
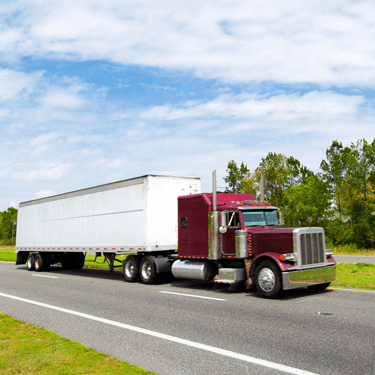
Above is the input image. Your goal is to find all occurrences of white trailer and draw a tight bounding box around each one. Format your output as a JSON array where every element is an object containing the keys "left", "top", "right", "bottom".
[{"left": 16, "top": 175, "right": 200, "bottom": 281}]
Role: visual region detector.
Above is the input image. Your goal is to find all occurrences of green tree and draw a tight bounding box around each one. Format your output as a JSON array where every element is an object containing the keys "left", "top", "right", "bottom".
[
  {"left": 284, "top": 175, "right": 332, "bottom": 227},
  {"left": 0, "top": 207, "right": 18, "bottom": 244},
  {"left": 223, "top": 160, "right": 250, "bottom": 193},
  {"left": 320, "top": 140, "right": 348, "bottom": 220},
  {"left": 321, "top": 138, "right": 375, "bottom": 223},
  {"left": 258, "top": 153, "right": 312, "bottom": 208}
]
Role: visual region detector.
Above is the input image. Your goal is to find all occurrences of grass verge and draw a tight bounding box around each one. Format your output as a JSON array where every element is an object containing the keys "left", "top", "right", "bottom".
[
  {"left": 330, "top": 263, "right": 375, "bottom": 289},
  {"left": 0, "top": 313, "right": 154, "bottom": 375},
  {"left": 0, "top": 251, "right": 125, "bottom": 269},
  {"left": 330, "top": 244, "right": 375, "bottom": 256}
]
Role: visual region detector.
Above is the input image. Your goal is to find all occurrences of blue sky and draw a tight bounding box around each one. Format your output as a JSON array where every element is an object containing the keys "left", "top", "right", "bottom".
[{"left": 1, "top": 0, "right": 375, "bottom": 210}]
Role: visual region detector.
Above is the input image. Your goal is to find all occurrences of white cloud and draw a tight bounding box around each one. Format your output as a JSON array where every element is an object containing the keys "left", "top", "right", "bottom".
[
  {"left": 11, "top": 163, "right": 71, "bottom": 181},
  {"left": 30, "top": 133, "right": 59, "bottom": 146},
  {"left": 39, "top": 88, "right": 86, "bottom": 109},
  {"left": 136, "top": 91, "right": 365, "bottom": 123},
  {"left": 1, "top": 0, "right": 375, "bottom": 211},
  {"left": 35, "top": 190, "right": 57, "bottom": 198},
  {"left": 2, "top": 0, "right": 375, "bottom": 86},
  {"left": 0, "top": 68, "right": 41, "bottom": 101}
]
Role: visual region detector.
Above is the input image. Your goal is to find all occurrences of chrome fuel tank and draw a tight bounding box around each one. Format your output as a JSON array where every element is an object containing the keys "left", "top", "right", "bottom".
[{"left": 171, "top": 259, "right": 217, "bottom": 281}]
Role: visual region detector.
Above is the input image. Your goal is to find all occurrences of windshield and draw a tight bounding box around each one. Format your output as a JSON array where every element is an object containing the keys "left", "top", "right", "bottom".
[{"left": 242, "top": 210, "right": 279, "bottom": 227}]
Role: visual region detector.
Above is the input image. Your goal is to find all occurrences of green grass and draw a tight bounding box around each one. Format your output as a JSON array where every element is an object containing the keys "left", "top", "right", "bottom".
[
  {"left": 330, "top": 263, "right": 375, "bottom": 289},
  {"left": 331, "top": 244, "right": 375, "bottom": 256},
  {"left": 0, "top": 313, "right": 154, "bottom": 375},
  {"left": 0, "top": 252, "right": 17, "bottom": 262},
  {"left": 0, "top": 246, "right": 15, "bottom": 252},
  {"left": 0, "top": 251, "right": 125, "bottom": 269}
]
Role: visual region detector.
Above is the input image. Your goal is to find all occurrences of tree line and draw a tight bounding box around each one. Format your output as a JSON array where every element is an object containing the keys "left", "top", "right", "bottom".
[
  {"left": 224, "top": 138, "right": 375, "bottom": 249},
  {"left": 1, "top": 138, "right": 374, "bottom": 249},
  {"left": 0, "top": 207, "right": 17, "bottom": 246}
]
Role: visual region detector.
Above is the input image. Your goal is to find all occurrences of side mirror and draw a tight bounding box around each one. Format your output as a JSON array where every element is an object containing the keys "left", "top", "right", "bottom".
[
  {"left": 219, "top": 211, "right": 227, "bottom": 233},
  {"left": 278, "top": 211, "right": 284, "bottom": 226}
]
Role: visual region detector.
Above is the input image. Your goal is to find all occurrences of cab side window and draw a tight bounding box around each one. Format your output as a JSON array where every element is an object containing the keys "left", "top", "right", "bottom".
[{"left": 226, "top": 211, "right": 240, "bottom": 228}]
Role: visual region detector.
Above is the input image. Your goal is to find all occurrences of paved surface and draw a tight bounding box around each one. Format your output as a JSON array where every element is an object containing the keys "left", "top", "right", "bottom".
[
  {"left": 333, "top": 255, "right": 375, "bottom": 264},
  {"left": 1, "top": 261, "right": 375, "bottom": 375}
]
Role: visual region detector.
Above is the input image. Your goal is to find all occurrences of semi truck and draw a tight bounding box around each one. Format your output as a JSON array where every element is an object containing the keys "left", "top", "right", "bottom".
[{"left": 15, "top": 173, "right": 336, "bottom": 298}]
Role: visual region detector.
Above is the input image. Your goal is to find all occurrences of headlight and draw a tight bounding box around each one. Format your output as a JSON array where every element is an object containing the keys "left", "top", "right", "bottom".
[
  {"left": 325, "top": 249, "right": 333, "bottom": 258},
  {"left": 279, "top": 253, "right": 296, "bottom": 262}
]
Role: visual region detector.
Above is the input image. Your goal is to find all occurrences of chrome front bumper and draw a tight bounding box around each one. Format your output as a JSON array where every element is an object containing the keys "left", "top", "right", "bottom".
[{"left": 282, "top": 264, "right": 336, "bottom": 290}]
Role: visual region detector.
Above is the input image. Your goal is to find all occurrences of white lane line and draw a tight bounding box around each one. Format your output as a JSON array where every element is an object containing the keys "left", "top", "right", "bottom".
[
  {"left": 160, "top": 291, "right": 226, "bottom": 301},
  {"left": 0, "top": 292, "right": 319, "bottom": 375},
  {"left": 32, "top": 274, "right": 58, "bottom": 279}
]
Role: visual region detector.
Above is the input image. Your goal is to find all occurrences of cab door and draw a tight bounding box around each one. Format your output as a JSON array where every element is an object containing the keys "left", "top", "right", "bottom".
[{"left": 221, "top": 211, "right": 240, "bottom": 257}]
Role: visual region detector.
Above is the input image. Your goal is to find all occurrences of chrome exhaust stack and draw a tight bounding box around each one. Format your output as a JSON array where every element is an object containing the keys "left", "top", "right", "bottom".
[
  {"left": 260, "top": 173, "right": 264, "bottom": 202},
  {"left": 208, "top": 170, "right": 219, "bottom": 260}
]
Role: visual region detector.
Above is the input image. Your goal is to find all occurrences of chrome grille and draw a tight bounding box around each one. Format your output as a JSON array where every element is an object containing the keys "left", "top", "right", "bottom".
[{"left": 300, "top": 232, "right": 324, "bottom": 265}]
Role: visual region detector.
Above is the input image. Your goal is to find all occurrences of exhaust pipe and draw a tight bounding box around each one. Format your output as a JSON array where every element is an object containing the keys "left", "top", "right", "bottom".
[
  {"left": 209, "top": 170, "right": 219, "bottom": 260},
  {"left": 260, "top": 173, "right": 264, "bottom": 202},
  {"left": 212, "top": 170, "right": 217, "bottom": 211}
]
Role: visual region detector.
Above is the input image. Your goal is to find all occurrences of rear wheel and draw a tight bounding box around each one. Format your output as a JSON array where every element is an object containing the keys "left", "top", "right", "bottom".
[
  {"left": 26, "top": 254, "right": 35, "bottom": 271},
  {"left": 255, "top": 260, "right": 281, "bottom": 299},
  {"left": 124, "top": 256, "right": 140, "bottom": 282},
  {"left": 308, "top": 282, "right": 330, "bottom": 293},
  {"left": 34, "top": 253, "right": 46, "bottom": 272},
  {"left": 140, "top": 256, "right": 157, "bottom": 284}
]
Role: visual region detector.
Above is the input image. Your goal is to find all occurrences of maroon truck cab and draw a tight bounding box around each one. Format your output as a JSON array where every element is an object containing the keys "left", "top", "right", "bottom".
[{"left": 172, "top": 193, "right": 336, "bottom": 298}]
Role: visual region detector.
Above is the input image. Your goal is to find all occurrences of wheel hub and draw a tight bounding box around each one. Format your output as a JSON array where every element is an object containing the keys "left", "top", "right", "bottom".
[
  {"left": 142, "top": 261, "right": 152, "bottom": 279},
  {"left": 125, "top": 261, "right": 135, "bottom": 277},
  {"left": 258, "top": 267, "right": 275, "bottom": 292}
]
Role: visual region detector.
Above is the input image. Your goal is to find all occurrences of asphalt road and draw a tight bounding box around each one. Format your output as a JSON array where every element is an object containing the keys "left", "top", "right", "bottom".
[
  {"left": 333, "top": 255, "right": 375, "bottom": 263},
  {"left": 1, "top": 261, "right": 375, "bottom": 375}
]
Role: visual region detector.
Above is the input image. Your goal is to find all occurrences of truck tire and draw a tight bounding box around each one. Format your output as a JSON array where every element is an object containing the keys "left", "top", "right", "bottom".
[
  {"left": 34, "top": 253, "right": 46, "bottom": 272},
  {"left": 124, "top": 256, "right": 140, "bottom": 282},
  {"left": 140, "top": 256, "right": 157, "bottom": 284},
  {"left": 255, "top": 260, "right": 281, "bottom": 299},
  {"left": 72, "top": 253, "right": 85, "bottom": 269},
  {"left": 27, "top": 254, "right": 35, "bottom": 271},
  {"left": 307, "top": 282, "right": 330, "bottom": 293}
]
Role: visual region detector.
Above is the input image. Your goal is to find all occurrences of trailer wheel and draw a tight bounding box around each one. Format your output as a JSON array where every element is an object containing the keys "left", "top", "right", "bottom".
[
  {"left": 307, "top": 282, "right": 330, "bottom": 293},
  {"left": 124, "top": 256, "right": 140, "bottom": 282},
  {"left": 27, "top": 254, "right": 35, "bottom": 271},
  {"left": 140, "top": 256, "right": 157, "bottom": 284},
  {"left": 72, "top": 253, "right": 85, "bottom": 269},
  {"left": 34, "top": 253, "right": 45, "bottom": 272},
  {"left": 254, "top": 260, "right": 281, "bottom": 299}
]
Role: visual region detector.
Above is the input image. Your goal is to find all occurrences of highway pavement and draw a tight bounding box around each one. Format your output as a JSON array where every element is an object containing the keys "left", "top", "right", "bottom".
[
  {"left": 333, "top": 255, "right": 375, "bottom": 264},
  {"left": 1, "top": 261, "right": 375, "bottom": 375}
]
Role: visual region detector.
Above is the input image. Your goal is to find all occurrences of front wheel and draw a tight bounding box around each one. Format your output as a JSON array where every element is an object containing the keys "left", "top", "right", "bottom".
[
  {"left": 140, "top": 256, "right": 157, "bottom": 284},
  {"left": 254, "top": 260, "right": 282, "bottom": 299}
]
